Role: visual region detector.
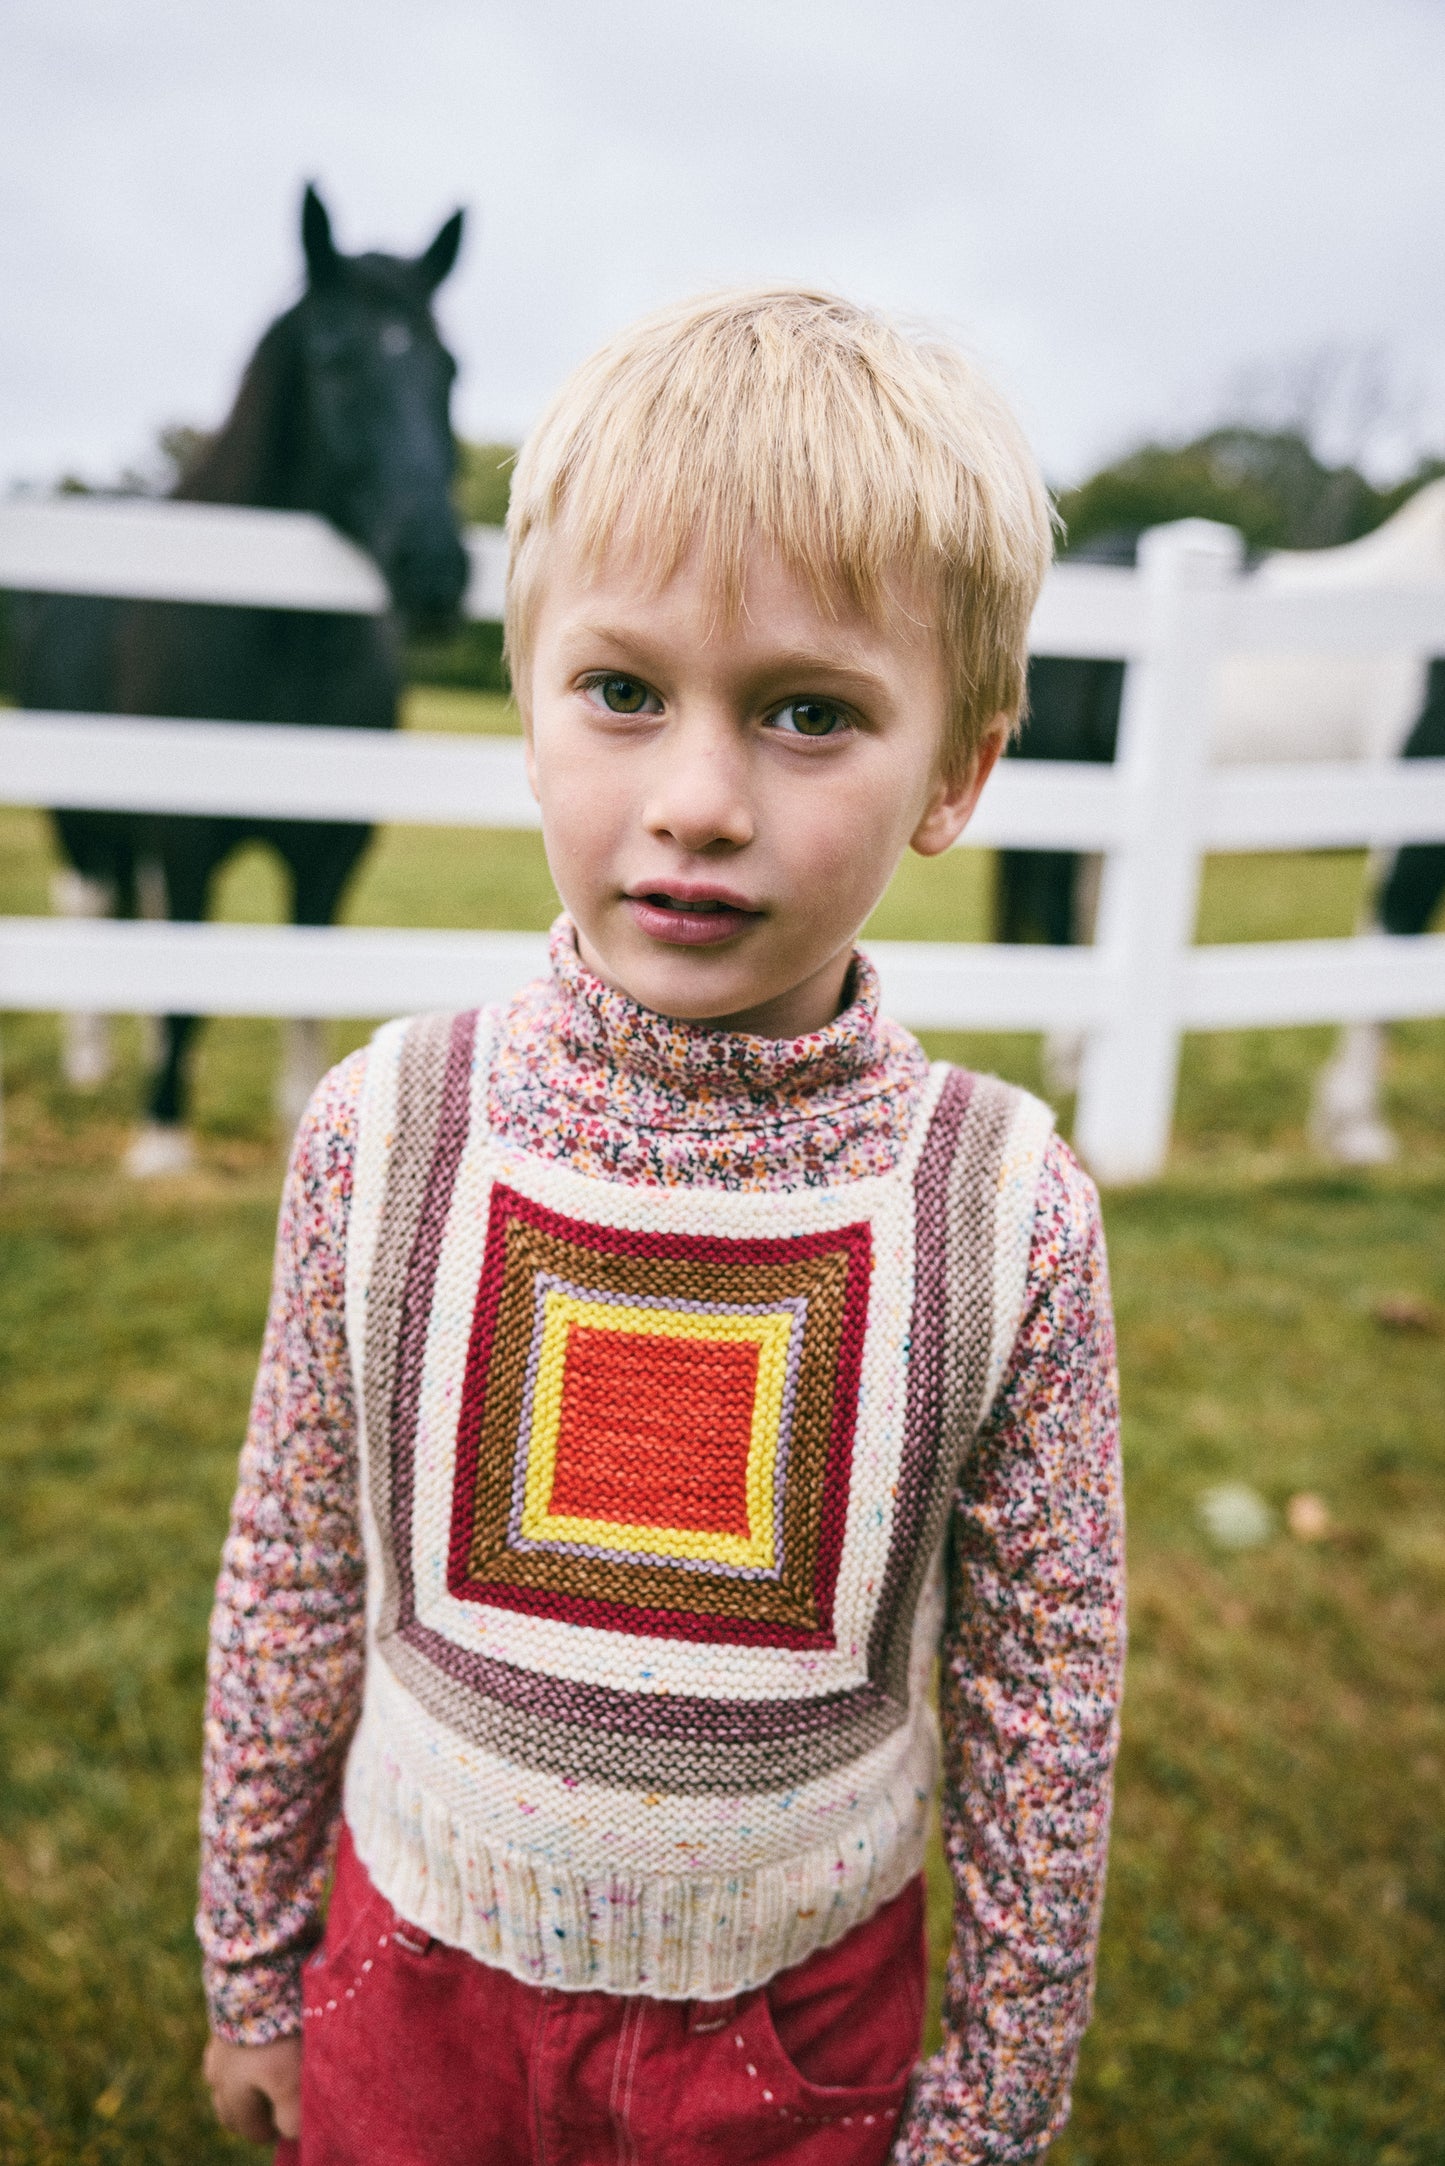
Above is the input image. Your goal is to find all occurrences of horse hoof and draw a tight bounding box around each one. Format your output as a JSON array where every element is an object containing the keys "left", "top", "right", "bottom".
[
  {"left": 1041, "top": 1028, "right": 1086, "bottom": 1099},
  {"left": 1311, "top": 1116, "right": 1398, "bottom": 1166},
  {"left": 62, "top": 1013, "right": 113, "bottom": 1091},
  {"left": 124, "top": 1124, "right": 196, "bottom": 1178}
]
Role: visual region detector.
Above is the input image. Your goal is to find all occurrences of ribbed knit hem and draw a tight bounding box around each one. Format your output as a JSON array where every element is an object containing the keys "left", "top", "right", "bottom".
[{"left": 342, "top": 1741, "right": 931, "bottom": 2001}]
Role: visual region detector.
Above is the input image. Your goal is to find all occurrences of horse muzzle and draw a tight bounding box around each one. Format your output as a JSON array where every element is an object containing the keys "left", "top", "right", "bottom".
[{"left": 381, "top": 518, "right": 472, "bottom": 630}]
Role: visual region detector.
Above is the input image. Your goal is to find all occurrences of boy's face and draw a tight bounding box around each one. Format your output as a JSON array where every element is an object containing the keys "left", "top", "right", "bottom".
[{"left": 522, "top": 529, "right": 1002, "bottom": 1037}]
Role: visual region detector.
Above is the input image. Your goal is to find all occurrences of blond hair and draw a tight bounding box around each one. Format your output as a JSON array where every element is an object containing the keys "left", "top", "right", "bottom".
[{"left": 505, "top": 288, "right": 1053, "bottom": 777}]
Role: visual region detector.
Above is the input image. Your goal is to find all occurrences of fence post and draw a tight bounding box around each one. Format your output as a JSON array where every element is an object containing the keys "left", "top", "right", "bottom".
[{"left": 1072, "top": 519, "right": 1244, "bottom": 1183}]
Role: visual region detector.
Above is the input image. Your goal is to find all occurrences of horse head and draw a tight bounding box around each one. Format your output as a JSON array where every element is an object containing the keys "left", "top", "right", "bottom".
[{"left": 291, "top": 185, "right": 471, "bottom": 628}]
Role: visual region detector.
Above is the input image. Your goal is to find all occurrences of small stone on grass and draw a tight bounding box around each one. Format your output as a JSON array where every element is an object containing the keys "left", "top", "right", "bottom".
[
  {"left": 1198, "top": 1483, "right": 1274, "bottom": 1550},
  {"left": 1372, "top": 1295, "right": 1443, "bottom": 1335},
  {"left": 1286, "top": 1491, "right": 1331, "bottom": 1542}
]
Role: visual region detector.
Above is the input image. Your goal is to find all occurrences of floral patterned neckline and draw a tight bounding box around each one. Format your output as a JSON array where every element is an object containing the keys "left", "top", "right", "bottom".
[
  {"left": 546, "top": 915, "right": 889, "bottom": 1106},
  {"left": 485, "top": 916, "right": 930, "bottom": 1187}
]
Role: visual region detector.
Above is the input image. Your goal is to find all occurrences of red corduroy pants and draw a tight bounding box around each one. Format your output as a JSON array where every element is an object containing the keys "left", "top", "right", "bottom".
[{"left": 275, "top": 1823, "right": 925, "bottom": 2165}]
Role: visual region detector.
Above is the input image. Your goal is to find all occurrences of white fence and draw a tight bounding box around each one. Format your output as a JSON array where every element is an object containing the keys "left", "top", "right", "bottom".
[{"left": 2, "top": 496, "right": 1445, "bottom": 1181}]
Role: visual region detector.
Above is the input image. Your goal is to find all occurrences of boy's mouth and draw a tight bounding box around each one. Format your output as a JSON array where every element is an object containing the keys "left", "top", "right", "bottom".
[{"left": 623, "top": 885, "right": 762, "bottom": 947}]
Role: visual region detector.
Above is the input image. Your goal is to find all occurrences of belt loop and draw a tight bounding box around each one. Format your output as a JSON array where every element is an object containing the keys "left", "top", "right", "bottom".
[
  {"left": 687, "top": 1994, "right": 736, "bottom": 2034},
  {"left": 391, "top": 1921, "right": 434, "bottom": 1956}
]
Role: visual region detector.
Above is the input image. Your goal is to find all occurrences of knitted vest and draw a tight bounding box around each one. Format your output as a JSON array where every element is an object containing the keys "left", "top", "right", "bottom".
[{"left": 342, "top": 1004, "right": 1054, "bottom": 1999}]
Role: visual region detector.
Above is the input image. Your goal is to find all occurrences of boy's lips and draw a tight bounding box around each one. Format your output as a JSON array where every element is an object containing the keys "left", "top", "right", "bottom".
[{"left": 623, "top": 885, "right": 762, "bottom": 947}]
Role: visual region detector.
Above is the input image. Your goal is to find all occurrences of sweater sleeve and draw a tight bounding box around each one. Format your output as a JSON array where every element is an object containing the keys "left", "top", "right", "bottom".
[
  {"left": 197, "top": 1049, "right": 369, "bottom": 2045},
  {"left": 894, "top": 1134, "right": 1125, "bottom": 2164}
]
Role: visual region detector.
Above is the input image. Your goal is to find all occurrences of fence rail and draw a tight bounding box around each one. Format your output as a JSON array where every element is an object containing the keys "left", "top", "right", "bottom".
[
  {"left": 0, "top": 494, "right": 509, "bottom": 619},
  {"left": 3, "top": 498, "right": 1445, "bottom": 1181},
  {"left": 6, "top": 712, "right": 1445, "bottom": 853}
]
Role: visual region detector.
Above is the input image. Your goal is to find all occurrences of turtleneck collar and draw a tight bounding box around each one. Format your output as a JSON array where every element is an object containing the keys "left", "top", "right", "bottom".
[
  {"left": 486, "top": 915, "right": 930, "bottom": 1190},
  {"left": 548, "top": 914, "right": 891, "bottom": 1105}
]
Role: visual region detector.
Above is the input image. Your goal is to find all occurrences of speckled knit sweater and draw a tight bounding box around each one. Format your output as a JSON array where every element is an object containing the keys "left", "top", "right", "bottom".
[{"left": 199, "top": 919, "right": 1124, "bottom": 2165}]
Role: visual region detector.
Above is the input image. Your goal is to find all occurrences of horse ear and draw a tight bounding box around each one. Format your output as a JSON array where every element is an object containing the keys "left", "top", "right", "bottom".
[
  {"left": 416, "top": 209, "right": 465, "bottom": 292},
  {"left": 302, "top": 184, "right": 341, "bottom": 287}
]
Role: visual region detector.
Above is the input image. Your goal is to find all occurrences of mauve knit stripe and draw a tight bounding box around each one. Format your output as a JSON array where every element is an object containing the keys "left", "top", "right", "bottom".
[
  {"left": 864, "top": 1068, "right": 974, "bottom": 1686},
  {"left": 376, "top": 1012, "right": 477, "bottom": 1641},
  {"left": 874, "top": 1077, "right": 1022, "bottom": 1704},
  {"left": 364, "top": 1015, "right": 455, "bottom": 1639},
  {"left": 386, "top": 1628, "right": 904, "bottom": 1794},
  {"left": 398, "top": 1617, "right": 883, "bottom": 1738}
]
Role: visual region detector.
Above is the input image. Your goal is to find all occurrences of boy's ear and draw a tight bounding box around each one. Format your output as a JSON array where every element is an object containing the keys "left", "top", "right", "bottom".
[{"left": 910, "top": 719, "right": 1008, "bottom": 859}]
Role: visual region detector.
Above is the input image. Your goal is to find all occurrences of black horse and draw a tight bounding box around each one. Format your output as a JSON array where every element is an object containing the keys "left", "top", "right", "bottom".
[
  {"left": 998, "top": 530, "right": 1445, "bottom": 949},
  {"left": 996, "top": 533, "right": 1134, "bottom": 949},
  {"left": 12, "top": 185, "right": 469, "bottom": 1157}
]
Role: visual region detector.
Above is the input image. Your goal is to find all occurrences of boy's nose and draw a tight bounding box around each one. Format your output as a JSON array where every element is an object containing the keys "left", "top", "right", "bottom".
[{"left": 643, "top": 729, "right": 755, "bottom": 852}]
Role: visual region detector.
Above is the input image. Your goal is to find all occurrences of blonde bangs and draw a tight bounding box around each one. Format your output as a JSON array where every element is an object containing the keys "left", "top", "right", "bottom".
[{"left": 505, "top": 289, "right": 1053, "bottom": 776}]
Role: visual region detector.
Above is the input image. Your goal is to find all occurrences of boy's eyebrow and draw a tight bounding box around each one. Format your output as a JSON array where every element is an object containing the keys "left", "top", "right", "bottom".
[{"left": 564, "top": 623, "right": 897, "bottom": 698}]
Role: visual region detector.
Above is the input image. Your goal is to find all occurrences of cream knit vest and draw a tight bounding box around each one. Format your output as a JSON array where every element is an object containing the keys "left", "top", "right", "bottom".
[{"left": 342, "top": 1005, "right": 1054, "bottom": 1998}]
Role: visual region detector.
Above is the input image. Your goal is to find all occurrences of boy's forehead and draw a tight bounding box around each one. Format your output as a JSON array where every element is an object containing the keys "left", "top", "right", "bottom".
[{"left": 539, "top": 520, "right": 936, "bottom": 662}]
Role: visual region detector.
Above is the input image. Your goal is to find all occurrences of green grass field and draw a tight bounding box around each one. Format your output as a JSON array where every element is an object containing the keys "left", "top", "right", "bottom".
[{"left": 2, "top": 689, "right": 1443, "bottom": 2161}]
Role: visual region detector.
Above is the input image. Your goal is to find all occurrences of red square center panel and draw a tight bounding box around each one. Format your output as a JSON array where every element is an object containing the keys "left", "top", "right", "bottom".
[
  {"left": 547, "top": 1323, "right": 759, "bottom": 1537},
  {"left": 447, "top": 1185, "right": 873, "bottom": 1648}
]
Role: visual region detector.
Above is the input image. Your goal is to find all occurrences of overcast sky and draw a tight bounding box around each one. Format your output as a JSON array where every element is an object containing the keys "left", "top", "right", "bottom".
[{"left": 4, "top": 0, "right": 1444, "bottom": 493}]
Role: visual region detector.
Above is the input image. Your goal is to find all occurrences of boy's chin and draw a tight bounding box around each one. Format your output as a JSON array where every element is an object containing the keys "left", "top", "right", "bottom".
[
  {"left": 602, "top": 951, "right": 763, "bottom": 1025},
  {"left": 578, "top": 917, "right": 850, "bottom": 1038}
]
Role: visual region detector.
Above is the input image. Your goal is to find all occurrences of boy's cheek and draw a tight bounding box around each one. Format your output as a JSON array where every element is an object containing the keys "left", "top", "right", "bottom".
[{"left": 539, "top": 792, "right": 630, "bottom": 922}]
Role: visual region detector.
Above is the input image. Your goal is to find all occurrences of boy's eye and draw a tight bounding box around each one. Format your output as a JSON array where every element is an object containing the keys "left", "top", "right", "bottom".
[
  {"left": 588, "top": 674, "right": 655, "bottom": 715},
  {"left": 769, "top": 699, "right": 850, "bottom": 738}
]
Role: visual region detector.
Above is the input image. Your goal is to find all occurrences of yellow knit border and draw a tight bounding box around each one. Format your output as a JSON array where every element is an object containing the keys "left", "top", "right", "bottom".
[{"left": 518, "top": 1294, "right": 793, "bottom": 1568}]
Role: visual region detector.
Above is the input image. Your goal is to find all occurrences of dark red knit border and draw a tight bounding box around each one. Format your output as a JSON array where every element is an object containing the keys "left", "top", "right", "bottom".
[{"left": 445, "top": 1183, "right": 872, "bottom": 1648}]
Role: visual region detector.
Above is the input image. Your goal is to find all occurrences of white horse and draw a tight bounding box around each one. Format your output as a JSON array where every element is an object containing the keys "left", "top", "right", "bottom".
[
  {"left": 1216, "top": 478, "right": 1445, "bottom": 1161},
  {"left": 1035, "top": 481, "right": 1445, "bottom": 1159}
]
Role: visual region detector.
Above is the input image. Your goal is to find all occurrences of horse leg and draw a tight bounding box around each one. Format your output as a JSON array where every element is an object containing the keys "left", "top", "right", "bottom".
[
  {"left": 126, "top": 839, "right": 213, "bottom": 1177},
  {"left": 1308, "top": 1019, "right": 1396, "bottom": 1165},
  {"left": 1041, "top": 855, "right": 1105, "bottom": 1097},
  {"left": 273, "top": 822, "right": 373, "bottom": 1135},
  {"left": 132, "top": 855, "right": 170, "bottom": 1070},
  {"left": 1309, "top": 860, "right": 1395, "bottom": 1163},
  {"left": 994, "top": 850, "right": 1031, "bottom": 943},
  {"left": 1313, "top": 670, "right": 1445, "bottom": 1163},
  {"left": 51, "top": 868, "right": 116, "bottom": 1088},
  {"left": 1306, "top": 824, "right": 1445, "bottom": 1166},
  {"left": 49, "top": 810, "right": 138, "bottom": 1091},
  {"left": 277, "top": 1019, "right": 330, "bottom": 1136},
  {"left": 1379, "top": 843, "right": 1445, "bottom": 939},
  {"left": 1039, "top": 851, "right": 1087, "bottom": 1098}
]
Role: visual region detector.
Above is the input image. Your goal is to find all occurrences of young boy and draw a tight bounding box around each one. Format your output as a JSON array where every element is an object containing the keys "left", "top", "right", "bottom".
[{"left": 200, "top": 288, "right": 1124, "bottom": 2165}]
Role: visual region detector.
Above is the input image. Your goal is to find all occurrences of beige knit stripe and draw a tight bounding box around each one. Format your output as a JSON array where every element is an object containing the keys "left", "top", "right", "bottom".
[
  {"left": 876, "top": 1073, "right": 1022, "bottom": 1704},
  {"left": 365, "top": 1012, "right": 467, "bottom": 1641},
  {"left": 345, "top": 1021, "right": 408, "bottom": 1638},
  {"left": 979, "top": 1087, "right": 1058, "bottom": 1424}
]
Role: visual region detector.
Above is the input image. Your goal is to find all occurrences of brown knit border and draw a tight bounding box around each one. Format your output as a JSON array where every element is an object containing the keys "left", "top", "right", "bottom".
[{"left": 452, "top": 1211, "right": 854, "bottom": 1637}]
